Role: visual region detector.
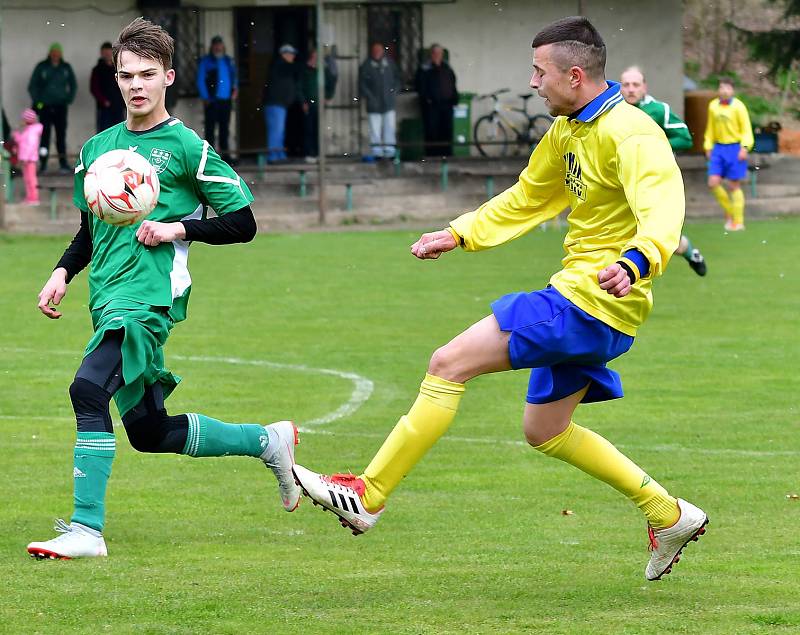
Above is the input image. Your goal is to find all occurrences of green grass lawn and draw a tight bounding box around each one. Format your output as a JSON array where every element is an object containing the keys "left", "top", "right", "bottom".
[{"left": 1, "top": 219, "right": 799, "bottom": 634}]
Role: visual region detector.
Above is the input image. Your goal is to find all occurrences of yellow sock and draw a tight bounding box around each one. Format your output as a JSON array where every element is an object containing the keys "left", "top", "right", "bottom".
[
  {"left": 534, "top": 421, "right": 680, "bottom": 529},
  {"left": 730, "top": 188, "right": 745, "bottom": 224},
  {"left": 711, "top": 184, "right": 732, "bottom": 216},
  {"left": 360, "top": 374, "right": 464, "bottom": 511}
]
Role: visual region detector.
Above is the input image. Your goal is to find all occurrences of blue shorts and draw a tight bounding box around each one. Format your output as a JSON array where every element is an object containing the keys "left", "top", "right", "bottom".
[
  {"left": 708, "top": 142, "right": 748, "bottom": 181},
  {"left": 491, "top": 287, "right": 634, "bottom": 405}
]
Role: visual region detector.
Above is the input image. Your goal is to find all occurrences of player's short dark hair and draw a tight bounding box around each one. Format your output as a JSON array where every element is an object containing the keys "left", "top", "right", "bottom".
[
  {"left": 718, "top": 77, "right": 735, "bottom": 87},
  {"left": 101, "top": 41, "right": 113, "bottom": 50},
  {"left": 532, "top": 16, "right": 606, "bottom": 81},
  {"left": 114, "top": 17, "right": 174, "bottom": 71}
]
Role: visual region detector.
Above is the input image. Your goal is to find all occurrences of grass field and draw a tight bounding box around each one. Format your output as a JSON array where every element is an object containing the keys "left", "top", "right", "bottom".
[{"left": 2, "top": 219, "right": 799, "bottom": 634}]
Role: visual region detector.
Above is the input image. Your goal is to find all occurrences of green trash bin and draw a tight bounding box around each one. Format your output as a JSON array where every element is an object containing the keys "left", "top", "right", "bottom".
[
  {"left": 453, "top": 92, "right": 475, "bottom": 157},
  {"left": 399, "top": 117, "right": 424, "bottom": 162}
]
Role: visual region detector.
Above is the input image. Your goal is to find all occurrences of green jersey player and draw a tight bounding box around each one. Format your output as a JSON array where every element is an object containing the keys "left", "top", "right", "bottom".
[
  {"left": 28, "top": 18, "right": 300, "bottom": 560},
  {"left": 620, "top": 66, "right": 707, "bottom": 276}
]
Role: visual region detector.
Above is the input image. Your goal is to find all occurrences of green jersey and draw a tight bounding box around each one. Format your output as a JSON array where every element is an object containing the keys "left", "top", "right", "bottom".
[
  {"left": 73, "top": 117, "right": 253, "bottom": 321},
  {"left": 637, "top": 95, "right": 693, "bottom": 152}
]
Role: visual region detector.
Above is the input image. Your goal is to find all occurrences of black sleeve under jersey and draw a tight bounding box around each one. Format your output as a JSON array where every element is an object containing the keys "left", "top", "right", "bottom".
[
  {"left": 55, "top": 211, "right": 92, "bottom": 283},
  {"left": 180, "top": 206, "right": 257, "bottom": 245}
]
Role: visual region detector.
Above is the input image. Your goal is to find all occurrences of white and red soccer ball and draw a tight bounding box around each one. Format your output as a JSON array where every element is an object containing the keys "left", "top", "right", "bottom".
[{"left": 84, "top": 149, "right": 160, "bottom": 226}]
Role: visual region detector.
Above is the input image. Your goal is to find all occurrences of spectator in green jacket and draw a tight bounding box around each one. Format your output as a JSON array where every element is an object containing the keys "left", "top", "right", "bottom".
[
  {"left": 28, "top": 42, "right": 77, "bottom": 172},
  {"left": 300, "top": 48, "right": 337, "bottom": 162},
  {"left": 621, "top": 66, "right": 707, "bottom": 276}
]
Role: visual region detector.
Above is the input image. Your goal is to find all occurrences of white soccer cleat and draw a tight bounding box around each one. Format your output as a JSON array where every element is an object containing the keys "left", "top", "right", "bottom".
[
  {"left": 27, "top": 519, "right": 108, "bottom": 560},
  {"left": 261, "top": 421, "right": 301, "bottom": 512},
  {"left": 645, "top": 498, "right": 708, "bottom": 581},
  {"left": 292, "top": 464, "right": 383, "bottom": 535}
]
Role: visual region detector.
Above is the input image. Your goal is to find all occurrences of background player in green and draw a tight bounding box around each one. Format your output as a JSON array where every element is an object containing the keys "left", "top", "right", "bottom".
[
  {"left": 620, "top": 66, "right": 707, "bottom": 276},
  {"left": 28, "top": 18, "right": 300, "bottom": 560}
]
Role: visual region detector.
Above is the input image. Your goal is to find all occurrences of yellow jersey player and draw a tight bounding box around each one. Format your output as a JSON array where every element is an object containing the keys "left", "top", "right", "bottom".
[
  {"left": 294, "top": 16, "right": 708, "bottom": 581},
  {"left": 620, "top": 66, "right": 707, "bottom": 276},
  {"left": 704, "top": 78, "right": 753, "bottom": 231}
]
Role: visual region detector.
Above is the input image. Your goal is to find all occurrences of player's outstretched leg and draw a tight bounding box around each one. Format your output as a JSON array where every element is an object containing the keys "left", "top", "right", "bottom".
[
  {"left": 525, "top": 389, "right": 708, "bottom": 580},
  {"left": 294, "top": 314, "right": 510, "bottom": 534},
  {"left": 675, "top": 234, "right": 707, "bottom": 277}
]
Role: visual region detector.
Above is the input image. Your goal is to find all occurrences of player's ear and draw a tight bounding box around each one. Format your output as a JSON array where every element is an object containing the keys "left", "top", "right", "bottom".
[{"left": 164, "top": 68, "right": 176, "bottom": 87}]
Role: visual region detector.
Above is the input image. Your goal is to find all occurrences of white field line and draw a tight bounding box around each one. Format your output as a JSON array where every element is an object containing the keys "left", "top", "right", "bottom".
[
  {"left": 1, "top": 347, "right": 373, "bottom": 427},
  {"left": 1, "top": 414, "right": 797, "bottom": 458},
  {"left": 3, "top": 347, "right": 797, "bottom": 458}
]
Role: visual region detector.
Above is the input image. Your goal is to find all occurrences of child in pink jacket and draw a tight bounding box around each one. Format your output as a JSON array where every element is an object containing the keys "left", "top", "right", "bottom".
[{"left": 13, "top": 108, "right": 44, "bottom": 204}]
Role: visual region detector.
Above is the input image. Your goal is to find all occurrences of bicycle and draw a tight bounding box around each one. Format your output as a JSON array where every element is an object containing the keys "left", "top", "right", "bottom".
[{"left": 473, "top": 89, "right": 554, "bottom": 157}]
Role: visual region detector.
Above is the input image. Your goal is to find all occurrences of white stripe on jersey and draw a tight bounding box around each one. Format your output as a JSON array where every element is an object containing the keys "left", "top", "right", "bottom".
[
  {"left": 169, "top": 204, "right": 202, "bottom": 301},
  {"left": 196, "top": 140, "right": 245, "bottom": 196}
]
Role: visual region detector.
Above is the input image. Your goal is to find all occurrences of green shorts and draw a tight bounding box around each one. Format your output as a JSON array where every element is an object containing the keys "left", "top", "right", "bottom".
[{"left": 85, "top": 299, "right": 181, "bottom": 417}]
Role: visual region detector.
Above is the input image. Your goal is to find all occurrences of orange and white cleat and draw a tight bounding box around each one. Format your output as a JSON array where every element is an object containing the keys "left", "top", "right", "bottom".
[
  {"left": 27, "top": 519, "right": 107, "bottom": 560},
  {"left": 292, "top": 465, "right": 383, "bottom": 535},
  {"left": 645, "top": 498, "right": 708, "bottom": 580},
  {"left": 261, "top": 421, "right": 301, "bottom": 512}
]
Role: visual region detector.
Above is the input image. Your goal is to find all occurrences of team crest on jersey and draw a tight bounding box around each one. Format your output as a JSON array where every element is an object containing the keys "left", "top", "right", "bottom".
[
  {"left": 563, "top": 152, "right": 586, "bottom": 201},
  {"left": 149, "top": 148, "right": 172, "bottom": 174}
]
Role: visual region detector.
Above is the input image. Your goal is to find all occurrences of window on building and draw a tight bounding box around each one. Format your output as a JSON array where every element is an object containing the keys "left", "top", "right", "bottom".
[{"left": 366, "top": 3, "right": 423, "bottom": 90}]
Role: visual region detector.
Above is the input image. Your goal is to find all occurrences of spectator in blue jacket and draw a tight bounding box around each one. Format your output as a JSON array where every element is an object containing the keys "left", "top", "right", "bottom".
[{"left": 197, "top": 35, "right": 238, "bottom": 164}]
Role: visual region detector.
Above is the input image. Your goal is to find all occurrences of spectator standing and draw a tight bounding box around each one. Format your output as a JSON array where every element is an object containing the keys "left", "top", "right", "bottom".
[
  {"left": 28, "top": 43, "right": 77, "bottom": 173},
  {"left": 90, "top": 42, "right": 126, "bottom": 133},
  {"left": 12, "top": 109, "right": 44, "bottom": 205},
  {"left": 262, "top": 44, "right": 302, "bottom": 164},
  {"left": 359, "top": 42, "right": 401, "bottom": 159},
  {"left": 301, "top": 48, "right": 337, "bottom": 163},
  {"left": 416, "top": 44, "right": 458, "bottom": 156},
  {"left": 197, "top": 35, "right": 238, "bottom": 164}
]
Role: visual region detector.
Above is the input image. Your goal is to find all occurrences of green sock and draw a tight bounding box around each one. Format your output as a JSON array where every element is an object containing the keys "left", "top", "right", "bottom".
[
  {"left": 182, "top": 413, "right": 268, "bottom": 458},
  {"left": 682, "top": 236, "right": 694, "bottom": 261},
  {"left": 71, "top": 432, "right": 115, "bottom": 532}
]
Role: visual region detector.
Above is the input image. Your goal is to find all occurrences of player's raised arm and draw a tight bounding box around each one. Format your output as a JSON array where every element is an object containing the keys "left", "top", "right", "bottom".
[{"left": 447, "top": 130, "right": 568, "bottom": 252}]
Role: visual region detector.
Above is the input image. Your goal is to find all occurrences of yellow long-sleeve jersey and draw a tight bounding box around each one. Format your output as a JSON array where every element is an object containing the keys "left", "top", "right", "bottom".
[
  {"left": 449, "top": 88, "right": 684, "bottom": 336},
  {"left": 703, "top": 97, "right": 754, "bottom": 151}
]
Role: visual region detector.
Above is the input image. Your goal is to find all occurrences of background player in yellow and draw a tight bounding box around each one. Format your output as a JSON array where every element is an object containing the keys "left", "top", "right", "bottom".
[
  {"left": 294, "top": 16, "right": 708, "bottom": 581},
  {"left": 620, "top": 66, "right": 707, "bottom": 276},
  {"left": 704, "top": 78, "right": 753, "bottom": 231}
]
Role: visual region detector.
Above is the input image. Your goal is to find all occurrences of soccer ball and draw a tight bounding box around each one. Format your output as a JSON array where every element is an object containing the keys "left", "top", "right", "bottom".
[{"left": 84, "top": 149, "right": 160, "bottom": 226}]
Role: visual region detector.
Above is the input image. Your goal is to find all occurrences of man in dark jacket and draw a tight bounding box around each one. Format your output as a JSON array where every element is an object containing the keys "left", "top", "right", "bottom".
[
  {"left": 28, "top": 42, "right": 77, "bottom": 172},
  {"left": 359, "top": 42, "right": 402, "bottom": 159},
  {"left": 90, "top": 42, "right": 125, "bottom": 133},
  {"left": 416, "top": 44, "right": 458, "bottom": 157},
  {"left": 301, "top": 48, "right": 337, "bottom": 161},
  {"left": 197, "top": 35, "right": 238, "bottom": 164},
  {"left": 261, "top": 44, "right": 302, "bottom": 163}
]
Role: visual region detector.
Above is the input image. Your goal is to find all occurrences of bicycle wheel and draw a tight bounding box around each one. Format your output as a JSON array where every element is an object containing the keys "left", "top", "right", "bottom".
[
  {"left": 528, "top": 114, "right": 554, "bottom": 147},
  {"left": 474, "top": 115, "right": 510, "bottom": 157}
]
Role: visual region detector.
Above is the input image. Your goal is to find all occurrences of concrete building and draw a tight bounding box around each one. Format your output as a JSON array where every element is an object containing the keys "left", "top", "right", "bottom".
[{"left": 1, "top": 0, "right": 683, "bottom": 160}]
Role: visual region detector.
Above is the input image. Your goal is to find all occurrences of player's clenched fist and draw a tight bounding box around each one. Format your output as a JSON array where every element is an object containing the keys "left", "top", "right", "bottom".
[
  {"left": 597, "top": 262, "right": 631, "bottom": 298},
  {"left": 136, "top": 220, "right": 186, "bottom": 246},
  {"left": 411, "top": 229, "right": 457, "bottom": 260}
]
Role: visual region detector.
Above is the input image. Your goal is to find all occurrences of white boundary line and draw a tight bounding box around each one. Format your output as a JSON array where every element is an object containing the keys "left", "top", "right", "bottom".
[
  {"left": 3, "top": 348, "right": 797, "bottom": 458},
  {"left": 1, "top": 414, "right": 797, "bottom": 458},
  {"left": 1, "top": 347, "right": 373, "bottom": 427}
]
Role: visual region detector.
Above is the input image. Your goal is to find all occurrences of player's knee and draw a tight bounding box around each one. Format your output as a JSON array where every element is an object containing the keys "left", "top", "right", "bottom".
[
  {"left": 427, "top": 345, "right": 462, "bottom": 382},
  {"left": 523, "top": 414, "right": 569, "bottom": 448},
  {"left": 69, "top": 378, "right": 114, "bottom": 433},
  {"left": 122, "top": 410, "right": 166, "bottom": 453}
]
